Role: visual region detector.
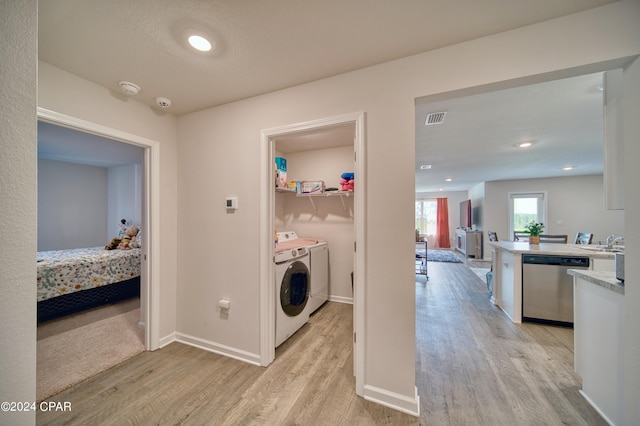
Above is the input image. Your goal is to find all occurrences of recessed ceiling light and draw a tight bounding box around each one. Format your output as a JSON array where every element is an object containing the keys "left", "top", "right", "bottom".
[
  {"left": 188, "top": 35, "right": 212, "bottom": 52},
  {"left": 445, "top": 178, "right": 452, "bottom": 182},
  {"left": 517, "top": 141, "right": 533, "bottom": 148},
  {"left": 438, "top": 188, "right": 444, "bottom": 191},
  {"left": 420, "top": 164, "right": 432, "bottom": 170},
  {"left": 563, "top": 166, "right": 574, "bottom": 171}
]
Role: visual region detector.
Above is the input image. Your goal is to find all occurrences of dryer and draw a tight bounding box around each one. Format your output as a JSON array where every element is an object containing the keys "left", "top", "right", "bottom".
[
  {"left": 275, "top": 244, "right": 310, "bottom": 347},
  {"left": 307, "top": 242, "right": 329, "bottom": 314}
]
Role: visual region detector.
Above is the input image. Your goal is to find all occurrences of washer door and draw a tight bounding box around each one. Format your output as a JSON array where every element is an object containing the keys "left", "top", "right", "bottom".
[{"left": 280, "top": 260, "right": 310, "bottom": 317}]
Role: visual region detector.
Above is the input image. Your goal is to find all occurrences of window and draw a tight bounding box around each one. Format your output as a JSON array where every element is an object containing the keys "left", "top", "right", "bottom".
[
  {"left": 509, "top": 192, "right": 546, "bottom": 237},
  {"left": 415, "top": 199, "right": 437, "bottom": 236}
]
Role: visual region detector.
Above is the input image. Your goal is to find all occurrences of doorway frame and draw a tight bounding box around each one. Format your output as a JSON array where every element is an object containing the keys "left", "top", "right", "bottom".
[
  {"left": 259, "top": 111, "right": 366, "bottom": 394},
  {"left": 36, "top": 107, "right": 161, "bottom": 350}
]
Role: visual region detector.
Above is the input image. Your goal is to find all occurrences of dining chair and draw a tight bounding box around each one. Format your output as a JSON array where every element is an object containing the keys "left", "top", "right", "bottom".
[
  {"left": 574, "top": 232, "right": 594, "bottom": 244},
  {"left": 539, "top": 234, "right": 568, "bottom": 244},
  {"left": 513, "top": 231, "right": 529, "bottom": 242}
]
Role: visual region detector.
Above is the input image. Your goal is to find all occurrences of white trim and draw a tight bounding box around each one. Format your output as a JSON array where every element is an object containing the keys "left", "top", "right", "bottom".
[
  {"left": 158, "top": 332, "right": 177, "bottom": 349},
  {"left": 328, "top": 295, "right": 354, "bottom": 304},
  {"left": 353, "top": 113, "right": 366, "bottom": 396},
  {"left": 259, "top": 112, "right": 366, "bottom": 391},
  {"left": 36, "top": 107, "right": 161, "bottom": 351},
  {"left": 259, "top": 128, "right": 276, "bottom": 365},
  {"left": 176, "top": 333, "right": 262, "bottom": 366},
  {"left": 507, "top": 191, "right": 547, "bottom": 240},
  {"left": 363, "top": 385, "right": 420, "bottom": 417},
  {"left": 579, "top": 390, "right": 615, "bottom": 426}
]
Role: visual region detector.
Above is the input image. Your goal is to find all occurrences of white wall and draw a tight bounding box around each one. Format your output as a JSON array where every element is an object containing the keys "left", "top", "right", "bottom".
[
  {"left": 176, "top": 2, "right": 640, "bottom": 410},
  {"left": 108, "top": 163, "right": 143, "bottom": 238},
  {"left": 0, "top": 0, "right": 37, "bottom": 424},
  {"left": 38, "top": 159, "right": 109, "bottom": 251},
  {"left": 277, "top": 145, "right": 355, "bottom": 302},
  {"left": 38, "top": 61, "right": 180, "bottom": 344},
  {"left": 0, "top": 1, "right": 630, "bottom": 421},
  {"left": 483, "top": 174, "right": 625, "bottom": 258}
]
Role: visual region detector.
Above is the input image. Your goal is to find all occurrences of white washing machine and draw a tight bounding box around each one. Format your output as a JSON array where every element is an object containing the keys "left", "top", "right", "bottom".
[
  {"left": 307, "top": 242, "right": 329, "bottom": 314},
  {"left": 275, "top": 243, "right": 311, "bottom": 347}
]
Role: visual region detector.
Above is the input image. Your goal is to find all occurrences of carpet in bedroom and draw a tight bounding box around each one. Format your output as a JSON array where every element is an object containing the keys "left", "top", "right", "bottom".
[
  {"left": 416, "top": 249, "right": 462, "bottom": 263},
  {"left": 37, "top": 298, "right": 144, "bottom": 402}
]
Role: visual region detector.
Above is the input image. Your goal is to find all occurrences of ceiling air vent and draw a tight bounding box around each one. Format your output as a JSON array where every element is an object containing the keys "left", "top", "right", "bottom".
[{"left": 425, "top": 111, "right": 447, "bottom": 126}]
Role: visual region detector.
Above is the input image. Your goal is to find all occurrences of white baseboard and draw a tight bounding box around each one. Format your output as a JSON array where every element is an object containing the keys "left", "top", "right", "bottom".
[
  {"left": 175, "top": 332, "right": 261, "bottom": 366},
  {"left": 158, "top": 332, "right": 176, "bottom": 349},
  {"left": 363, "top": 385, "right": 420, "bottom": 417},
  {"left": 328, "top": 295, "right": 354, "bottom": 304},
  {"left": 579, "top": 390, "right": 615, "bottom": 426}
]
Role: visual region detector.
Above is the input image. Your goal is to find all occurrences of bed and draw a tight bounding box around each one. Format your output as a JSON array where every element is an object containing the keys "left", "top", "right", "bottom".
[{"left": 37, "top": 247, "right": 141, "bottom": 323}]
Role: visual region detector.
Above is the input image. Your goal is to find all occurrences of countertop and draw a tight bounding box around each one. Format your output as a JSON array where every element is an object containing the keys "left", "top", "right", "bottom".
[
  {"left": 568, "top": 269, "right": 625, "bottom": 295},
  {"left": 486, "top": 241, "right": 617, "bottom": 259}
]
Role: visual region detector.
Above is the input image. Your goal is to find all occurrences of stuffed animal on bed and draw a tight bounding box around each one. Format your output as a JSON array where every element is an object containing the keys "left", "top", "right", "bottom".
[
  {"left": 105, "top": 237, "right": 122, "bottom": 250},
  {"left": 118, "top": 226, "right": 140, "bottom": 250}
]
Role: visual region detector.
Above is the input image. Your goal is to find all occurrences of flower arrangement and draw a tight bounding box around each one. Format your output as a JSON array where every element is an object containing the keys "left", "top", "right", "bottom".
[{"left": 524, "top": 221, "right": 544, "bottom": 236}]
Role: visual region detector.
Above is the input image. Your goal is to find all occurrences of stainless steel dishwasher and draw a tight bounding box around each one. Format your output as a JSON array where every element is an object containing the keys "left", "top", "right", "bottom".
[{"left": 522, "top": 254, "right": 590, "bottom": 326}]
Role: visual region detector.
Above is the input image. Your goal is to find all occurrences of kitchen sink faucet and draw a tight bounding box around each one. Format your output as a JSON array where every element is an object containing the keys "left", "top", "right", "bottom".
[{"left": 605, "top": 234, "right": 624, "bottom": 248}]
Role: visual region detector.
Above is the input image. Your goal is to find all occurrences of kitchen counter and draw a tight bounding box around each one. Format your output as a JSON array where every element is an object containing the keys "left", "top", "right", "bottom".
[
  {"left": 486, "top": 242, "right": 618, "bottom": 323},
  {"left": 568, "top": 269, "right": 624, "bottom": 295},
  {"left": 486, "top": 241, "right": 617, "bottom": 259}
]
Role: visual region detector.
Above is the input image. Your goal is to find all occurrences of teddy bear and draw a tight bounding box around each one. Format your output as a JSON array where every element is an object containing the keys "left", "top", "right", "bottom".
[
  {"left": 117, "top": 226, "right": 140, "bottom": 250},
  {"left": 105, "top": 237, "right": 122, "bottom": 250}
]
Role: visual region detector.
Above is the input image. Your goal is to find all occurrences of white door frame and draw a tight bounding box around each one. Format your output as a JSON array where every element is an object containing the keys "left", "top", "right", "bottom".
[
  {"left": 36, "top": 107, "right": 161, "bottom": 351},
  {"left": 260, "top": 112, "right": 366, "bottom": 395}
]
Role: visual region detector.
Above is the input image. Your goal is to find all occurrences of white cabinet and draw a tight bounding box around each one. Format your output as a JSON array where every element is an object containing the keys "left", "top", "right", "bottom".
[{"left": 455, "top": 229, "right": 482, "bottom": 258}]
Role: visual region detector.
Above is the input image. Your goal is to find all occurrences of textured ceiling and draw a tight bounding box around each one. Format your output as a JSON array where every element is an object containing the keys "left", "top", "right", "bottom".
[
  {"left": 415, "top": 72, "right": 606, "bottom": 192},
  {"left": 38, "top": 0, "right": 616, "bottom": 116},
  {"left": 37, "top": 0, "right": 618, "bottom": 189}
]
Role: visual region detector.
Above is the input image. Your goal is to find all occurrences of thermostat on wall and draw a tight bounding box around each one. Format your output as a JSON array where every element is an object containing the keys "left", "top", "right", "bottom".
[{"left": 226, "top": 197, "right": 238, "bottom": 210}]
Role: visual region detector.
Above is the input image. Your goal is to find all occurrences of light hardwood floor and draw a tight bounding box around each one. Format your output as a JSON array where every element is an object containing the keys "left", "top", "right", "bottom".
[
  {"left": 38, "top": 257, "right": 605, "bottom": 425},
  {"left": 417, "top": 258, "right": 605, "bottom": 425}
]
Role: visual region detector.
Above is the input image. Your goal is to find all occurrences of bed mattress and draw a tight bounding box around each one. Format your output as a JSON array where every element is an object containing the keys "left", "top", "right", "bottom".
[{"left": 37, "top": 247, "right": 141, "bottom": 302}]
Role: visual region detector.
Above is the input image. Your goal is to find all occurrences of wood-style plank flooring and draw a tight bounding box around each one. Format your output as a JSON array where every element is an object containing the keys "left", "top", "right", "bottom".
[
  {"left": 38, "top": 255, "right": 605, "bottom": 425},
  {"left": 417, "top": 258, "right": 605, "bottom": 425},
  {"left": 37, "top": 301, "right": 416, "bottom": 425}
]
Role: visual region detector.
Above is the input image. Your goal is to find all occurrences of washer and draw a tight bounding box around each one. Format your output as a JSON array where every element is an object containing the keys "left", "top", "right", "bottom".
[
  {"left": 307, "top": 241, "right": 329, "bottom": 314},
  {"left": 275, "top": 243, "right": 311, "bottom": 347}
]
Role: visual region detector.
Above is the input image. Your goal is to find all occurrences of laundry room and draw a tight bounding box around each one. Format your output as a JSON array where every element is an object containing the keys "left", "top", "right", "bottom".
[{"left": 274, "top": 123, "right": 356, "bottom": 312}]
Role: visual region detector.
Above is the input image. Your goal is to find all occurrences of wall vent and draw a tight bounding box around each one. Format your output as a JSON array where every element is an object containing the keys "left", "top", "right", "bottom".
[{"left": 425, "top": 111, "right": 447, "bottom": 125}]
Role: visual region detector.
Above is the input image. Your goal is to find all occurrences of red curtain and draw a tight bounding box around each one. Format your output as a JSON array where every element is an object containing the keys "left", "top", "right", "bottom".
[{"left": 436, "top": 198, "right": 450, "bottom": 248}]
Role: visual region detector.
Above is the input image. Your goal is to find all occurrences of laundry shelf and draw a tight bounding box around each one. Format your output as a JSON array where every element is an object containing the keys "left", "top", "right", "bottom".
[{"left": 276, "top": 188, "right": 353, "bottom": 213}]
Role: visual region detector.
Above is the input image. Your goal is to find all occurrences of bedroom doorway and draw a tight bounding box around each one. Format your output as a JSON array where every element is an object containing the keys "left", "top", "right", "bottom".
[{"left": 36, "top": 108, "right": 160, "bottom": 351}]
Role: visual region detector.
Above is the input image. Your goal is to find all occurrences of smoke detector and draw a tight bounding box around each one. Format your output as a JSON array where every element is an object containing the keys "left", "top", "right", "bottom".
[
  {"left": 118, "top": 81, "right": 141, "bottom": 96},
  {"left": 155, "top": 97, "right": 172, "bottom": 109}
]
